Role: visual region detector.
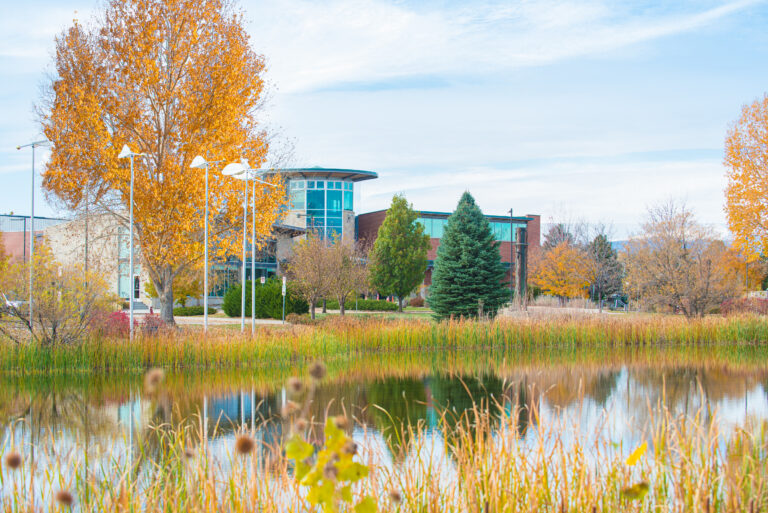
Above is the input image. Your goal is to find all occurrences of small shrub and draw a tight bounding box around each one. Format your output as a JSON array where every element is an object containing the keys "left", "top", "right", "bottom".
[
  {"left": 142, "top": 314, "right": 166, "bottom": 335},
  {"left": 173, "top": 306, "right": 216, "bottom": 316},
  {"left": 408, "top": 296, "right": 425, "bottom": 308},
  {"left": 286, "top": 313, "right": 316, "bottom": 325},
  {"left": 324, "top": 298, "right": 398, "bottom": 311},
  {"left": 91, "top": 310, "right": 132, "bottom": 337},
  {"left": 222, "top": 278, "right": 309, "bottom": 319},
  {"left": 720, "top": 297, "right": 768, "bottom": 315}
]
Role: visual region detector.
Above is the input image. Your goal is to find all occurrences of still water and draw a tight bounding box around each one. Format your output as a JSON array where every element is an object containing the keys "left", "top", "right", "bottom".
[{"left": 1, "top": 347, "right": 767, "bottom": 499}]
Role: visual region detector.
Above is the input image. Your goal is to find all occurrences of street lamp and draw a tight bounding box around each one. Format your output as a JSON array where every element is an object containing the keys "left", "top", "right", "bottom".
[
  {"left": 16, "top": 139, "right": 51, "bottom": 336},
  {"left": 118, "top": 144, "right": 148, "bottom": 340},
  {"left": 221, "top": 161, "right": 277, "bottom": 334},
  {"left": 190, "top": 155, "right": 223, "bottom": 334}
]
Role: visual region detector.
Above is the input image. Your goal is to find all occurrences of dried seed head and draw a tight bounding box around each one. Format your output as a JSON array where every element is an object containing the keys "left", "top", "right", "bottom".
[
  {"left": 184, "top": 447, "right": 195, "bottom": 459},
  {"left": 322, "top": 460, "right": 338, "bottom": 481},
  {"left": 333, "top": 415, "right": 349, "bottom": 430},
  {"left": 389, "top": 490, "right": 402, "bottom": 504},
  {"left": 54, "top": 490, "right": 74, "bottom": 507},
  {"left": 235, "top": 434, "right": 255, "bottom": 455},
  {"left": 341, "top": 439, "right": 358, "bottom": 456},
  {"left": 4, "top": 451, "right": 22, "bottom": 470},
  {"left": 144, "top": 368, "right": 165, "bottom": 393},
  {"left": 295, "top": 418, "right": 308, "bottom": 432},
  {"left": 281, "top": 400, "right": 300, "bottom": 418},
  {"left": 308, "top": 361, "right": 326, "bottom": 381},
  {"left": 287, "top": 377, "right": 304, "bottom": 395}
]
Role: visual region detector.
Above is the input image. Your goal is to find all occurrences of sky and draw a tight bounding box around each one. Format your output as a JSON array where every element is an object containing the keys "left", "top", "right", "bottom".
[{"left": 2, "top": 0, "right": 767, "bottom": 238}]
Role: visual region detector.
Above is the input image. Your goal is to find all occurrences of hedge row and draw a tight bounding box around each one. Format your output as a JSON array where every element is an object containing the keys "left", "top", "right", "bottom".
[
  {"left": 323, "top": 298, "right": 398, "bottom": 311},
  {"left": 222, "top": 278, "right": 308, "bottom": 319},
  {"left": 173, "top": 306, "right": 217, "bottom": 316}
]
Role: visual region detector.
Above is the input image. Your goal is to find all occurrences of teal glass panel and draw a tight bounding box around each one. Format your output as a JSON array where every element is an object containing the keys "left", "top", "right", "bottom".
[
  {"left": 344, "top": 191, "right": 353, "bottom": 210},
  {"left": 308, "top": 181, "right": 315, "bottom": 189},
  {"left": 344, "top": 182, "right": 353, "bottom": 191},
  {"left": 289, "top": 189, "right": 305, "bottom": 210},
  {"left": 327, "top": 190, "right": 342, "bottom": 215},
  {"left": 307, "top": 190, "right": 325, "bottom": 211}
]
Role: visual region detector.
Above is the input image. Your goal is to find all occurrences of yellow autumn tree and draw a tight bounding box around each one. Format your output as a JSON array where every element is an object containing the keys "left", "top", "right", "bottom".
[
  {"left": 39, "top": 0, "right": 284, "bottom": 324},
  {"left": 530, "top": 242, "right": 591, "bottom": 304},
  {"left": 725, "top": 94, "right": 768, "bottom": 259}
]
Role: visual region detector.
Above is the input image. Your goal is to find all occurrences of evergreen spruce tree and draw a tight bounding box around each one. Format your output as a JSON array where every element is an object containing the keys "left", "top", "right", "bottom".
[
  {"left": 429, "top": 192, "right": 509, "bottom": 319},
  {"left": 369, "top": 195, "right": 431, "bottom": 312}
]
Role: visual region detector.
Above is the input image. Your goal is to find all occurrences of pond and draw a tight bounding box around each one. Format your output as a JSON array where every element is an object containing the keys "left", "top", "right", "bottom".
[{"left": 2, "top": 345, "right": 768, "bottom": 509}]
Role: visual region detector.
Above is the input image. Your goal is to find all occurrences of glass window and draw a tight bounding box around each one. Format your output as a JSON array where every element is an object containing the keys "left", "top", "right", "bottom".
[
  {"left": 343, "top": 191, "right": 353, "bottom": 211},
  {"left": 289, "top": 189, "right": 305, "bottom": 210},
  {"left": 326, "top": 217, "right": 342, "bottom": 228},
  {"left": 307, "top": 190, "right": 325, "bottom": 211},
  {"left": 327, "top": 190, "right": 342, "bottom": 215},
  {"left": 335, "top": 181, "right": 342, "bottom": 189},
  {"left": 307, "top": 181, "right": 315, "bottom": 189},
  {"left": 344, "top": 182, "right": 353, "bottom": 191},
  {"left": 316, "top": 181, "right": 324, "bottom": 189}
]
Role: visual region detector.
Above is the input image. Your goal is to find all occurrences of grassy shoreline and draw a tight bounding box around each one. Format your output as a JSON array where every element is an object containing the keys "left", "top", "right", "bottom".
[{"left": 1, "top": 314, "right": 768, "bottom": 375}]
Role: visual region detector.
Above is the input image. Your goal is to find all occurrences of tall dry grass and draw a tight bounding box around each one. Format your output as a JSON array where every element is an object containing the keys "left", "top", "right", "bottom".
[{"left": 1, "top": 314, "right": 767, "bottom": 374}]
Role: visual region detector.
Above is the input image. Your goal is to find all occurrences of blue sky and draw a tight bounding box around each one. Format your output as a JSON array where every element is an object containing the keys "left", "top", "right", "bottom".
[{"left": 2, "top": 0, "right": 767, "bottom": 238}]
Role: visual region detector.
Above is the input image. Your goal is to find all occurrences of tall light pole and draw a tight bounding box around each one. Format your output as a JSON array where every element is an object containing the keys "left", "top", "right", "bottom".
[
  {"left": 222, "top": 162, "right": 277, "bottom": 334},
  {"left": 190, "top": 156, "right": 222, "bottom": 333},
  {"left": 16, "top": 139, "right": 51, "bottom": 335},
  {"left": 118, "top": 144, "right": 148, "bottom": 341}
]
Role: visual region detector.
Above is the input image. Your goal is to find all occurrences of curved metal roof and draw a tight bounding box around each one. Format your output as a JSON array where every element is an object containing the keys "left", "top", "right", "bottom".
[{"left": 264, "top": 167, "right": 378, "bottom": 182}]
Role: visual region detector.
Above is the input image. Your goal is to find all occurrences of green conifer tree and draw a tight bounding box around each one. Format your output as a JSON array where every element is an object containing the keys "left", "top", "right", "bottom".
[
  {"left": 429, "top": 192, "right": 509, "bottom": 319},
  {"left": 369, "top": 194, "right": 431, "bottom": 312}
]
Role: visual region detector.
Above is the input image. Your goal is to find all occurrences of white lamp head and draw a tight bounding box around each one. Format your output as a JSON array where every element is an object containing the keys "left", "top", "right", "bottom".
[
  {"left": 222, "top": 162, "right": 245, "bottom": 176},
  {"left": 117, "top": 144, "right": 132, "bottom": 159},
  {"left": 190, "top": 155, "right": 207, "bottom": 169}
]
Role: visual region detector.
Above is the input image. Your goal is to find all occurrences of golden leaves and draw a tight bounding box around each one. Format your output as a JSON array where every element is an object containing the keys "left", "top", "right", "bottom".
[
  {"left": 40, "top": 0, "right": 284, "bottom": 306},
  {"left": 530, "top": 242, "right": 591, "bottom": 299}
]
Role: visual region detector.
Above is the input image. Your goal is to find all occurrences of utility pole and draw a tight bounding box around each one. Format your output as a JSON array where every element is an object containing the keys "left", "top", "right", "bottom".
[
  {"left": 515, "top": 226, "right": 528, "bottom": 311},
  {"left": 509, "top": 209, "right": 515, "bottom": 304}
]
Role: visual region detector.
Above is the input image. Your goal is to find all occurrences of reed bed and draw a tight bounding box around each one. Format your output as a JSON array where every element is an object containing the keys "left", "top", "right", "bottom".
[
  {"left": 1, "top": 315, "right": 768, "bottom": 375},
  {"left": 1, "top": 392, "right": 766, "bottom": 512}
]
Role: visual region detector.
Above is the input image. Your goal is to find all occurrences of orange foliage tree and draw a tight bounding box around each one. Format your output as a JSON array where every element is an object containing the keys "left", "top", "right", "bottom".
[
  {"left": 530, "top": 242, "right": 591, "bottom": 304},
  {"left": 725, "top": 94, "right": 768, "bottom": 259},
  {"left": 39, "top": 0, "right": 284, "bottom": 323}
]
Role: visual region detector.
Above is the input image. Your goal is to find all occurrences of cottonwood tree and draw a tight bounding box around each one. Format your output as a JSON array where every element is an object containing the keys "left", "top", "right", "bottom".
[
  {"left": 286, "top": 234, "right": 332, "bottom": 319},
  {"left": 326, "top": 240, "right": 369, "bottom": 316},
  {"left": 530, "top": 242, "right": 591, "bottom": 305},
  {"left": 0, "top": 244, "right": 114, "bottom": 346},
  {"left": 429, "top": 192, "right": 508, "bottom": 319},
  {"left": 369, "top": 195, "right": 430, "bottom": 312},
  {"left": 725, "top": 94, "right": 768, "bottom": 259},
  {"left": 39, "top": 0, "right": 284, "bottom": 324},
  {"left": 622, "top": 202, "right": 739, "bottom": 317}
]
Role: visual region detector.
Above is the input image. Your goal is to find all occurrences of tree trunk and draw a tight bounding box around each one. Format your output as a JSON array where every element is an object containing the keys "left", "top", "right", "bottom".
[
  {"left": 310, "top": 300, "right": 316, "bottom": 320},
  {"left": 339, "top": 296, "right": 345, "bottom": 316},
  {"left": 322, "top": 299, "right": 326, "bottom": 314},
  {"left": 158, "top": 266, "right": 176, "bottom": 325},
  {"left": 598, "top": 290, "right": 603, "bottom": 313},
  {"left": 397, "top": 297, "right": 403, "bottom": 313}
]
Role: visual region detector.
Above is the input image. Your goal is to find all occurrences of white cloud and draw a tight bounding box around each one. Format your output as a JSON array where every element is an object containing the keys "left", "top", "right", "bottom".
[{"left": 246, "top": 0, "right": 764, "bottom": 93}]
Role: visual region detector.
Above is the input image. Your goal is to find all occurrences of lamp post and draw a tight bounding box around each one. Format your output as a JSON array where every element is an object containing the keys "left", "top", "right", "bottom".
[
  {"left": 16, "top": 140, "right": 51, "bottom": 335},
  {"left": 221, "top": 162, "right": 277, "bottom": 334},
  {"left": 190, "top": 156, "right": 223, "bottom": 333},
  {"left": 118, "top": 144, "right": 148, "bottom": 340}
]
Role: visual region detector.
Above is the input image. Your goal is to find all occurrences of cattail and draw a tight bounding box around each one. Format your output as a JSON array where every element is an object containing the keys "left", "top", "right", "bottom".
[
  {"left": 4, "top": 451, "right": 22, "bottom": 470},
  {"left": 342, "top": 440, "right": 357, "bottom": 456},
  {"left": 333, "top": 415, "right": 349, "bottom": 430},
  {"left": 54, "top": 490, "right": 75, "bottom": 507},
  {"left": 295, "top": 418, "right": 308, "bottom": 432},
  {"left": 144, "top": 368, "right": 165, "bottom": 393},
  {"left": 281, "top": 400, "right": 300, "bottom": 418},
  {"left": 389, "top": 490, "right": 402, "bottom": 504},
  {"left": 235, "top": 434, "right": 255, "bottom": 455},
  {"left": 183, "top": 447, "right": 195, "bottom": 459},
  {"left": 309, "top": 361, "right": 326, "bottom": 380},
  {"left": 287, "top": 377, "right": 304, "bottom": 395},
  {"left": 322, "top": 460, "right": 338, "bottom": 480}
]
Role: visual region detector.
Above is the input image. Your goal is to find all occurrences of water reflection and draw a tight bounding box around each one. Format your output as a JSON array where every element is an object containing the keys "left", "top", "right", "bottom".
[{"left": 2, "top": 355, "right": 768, "bottom": 484}]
